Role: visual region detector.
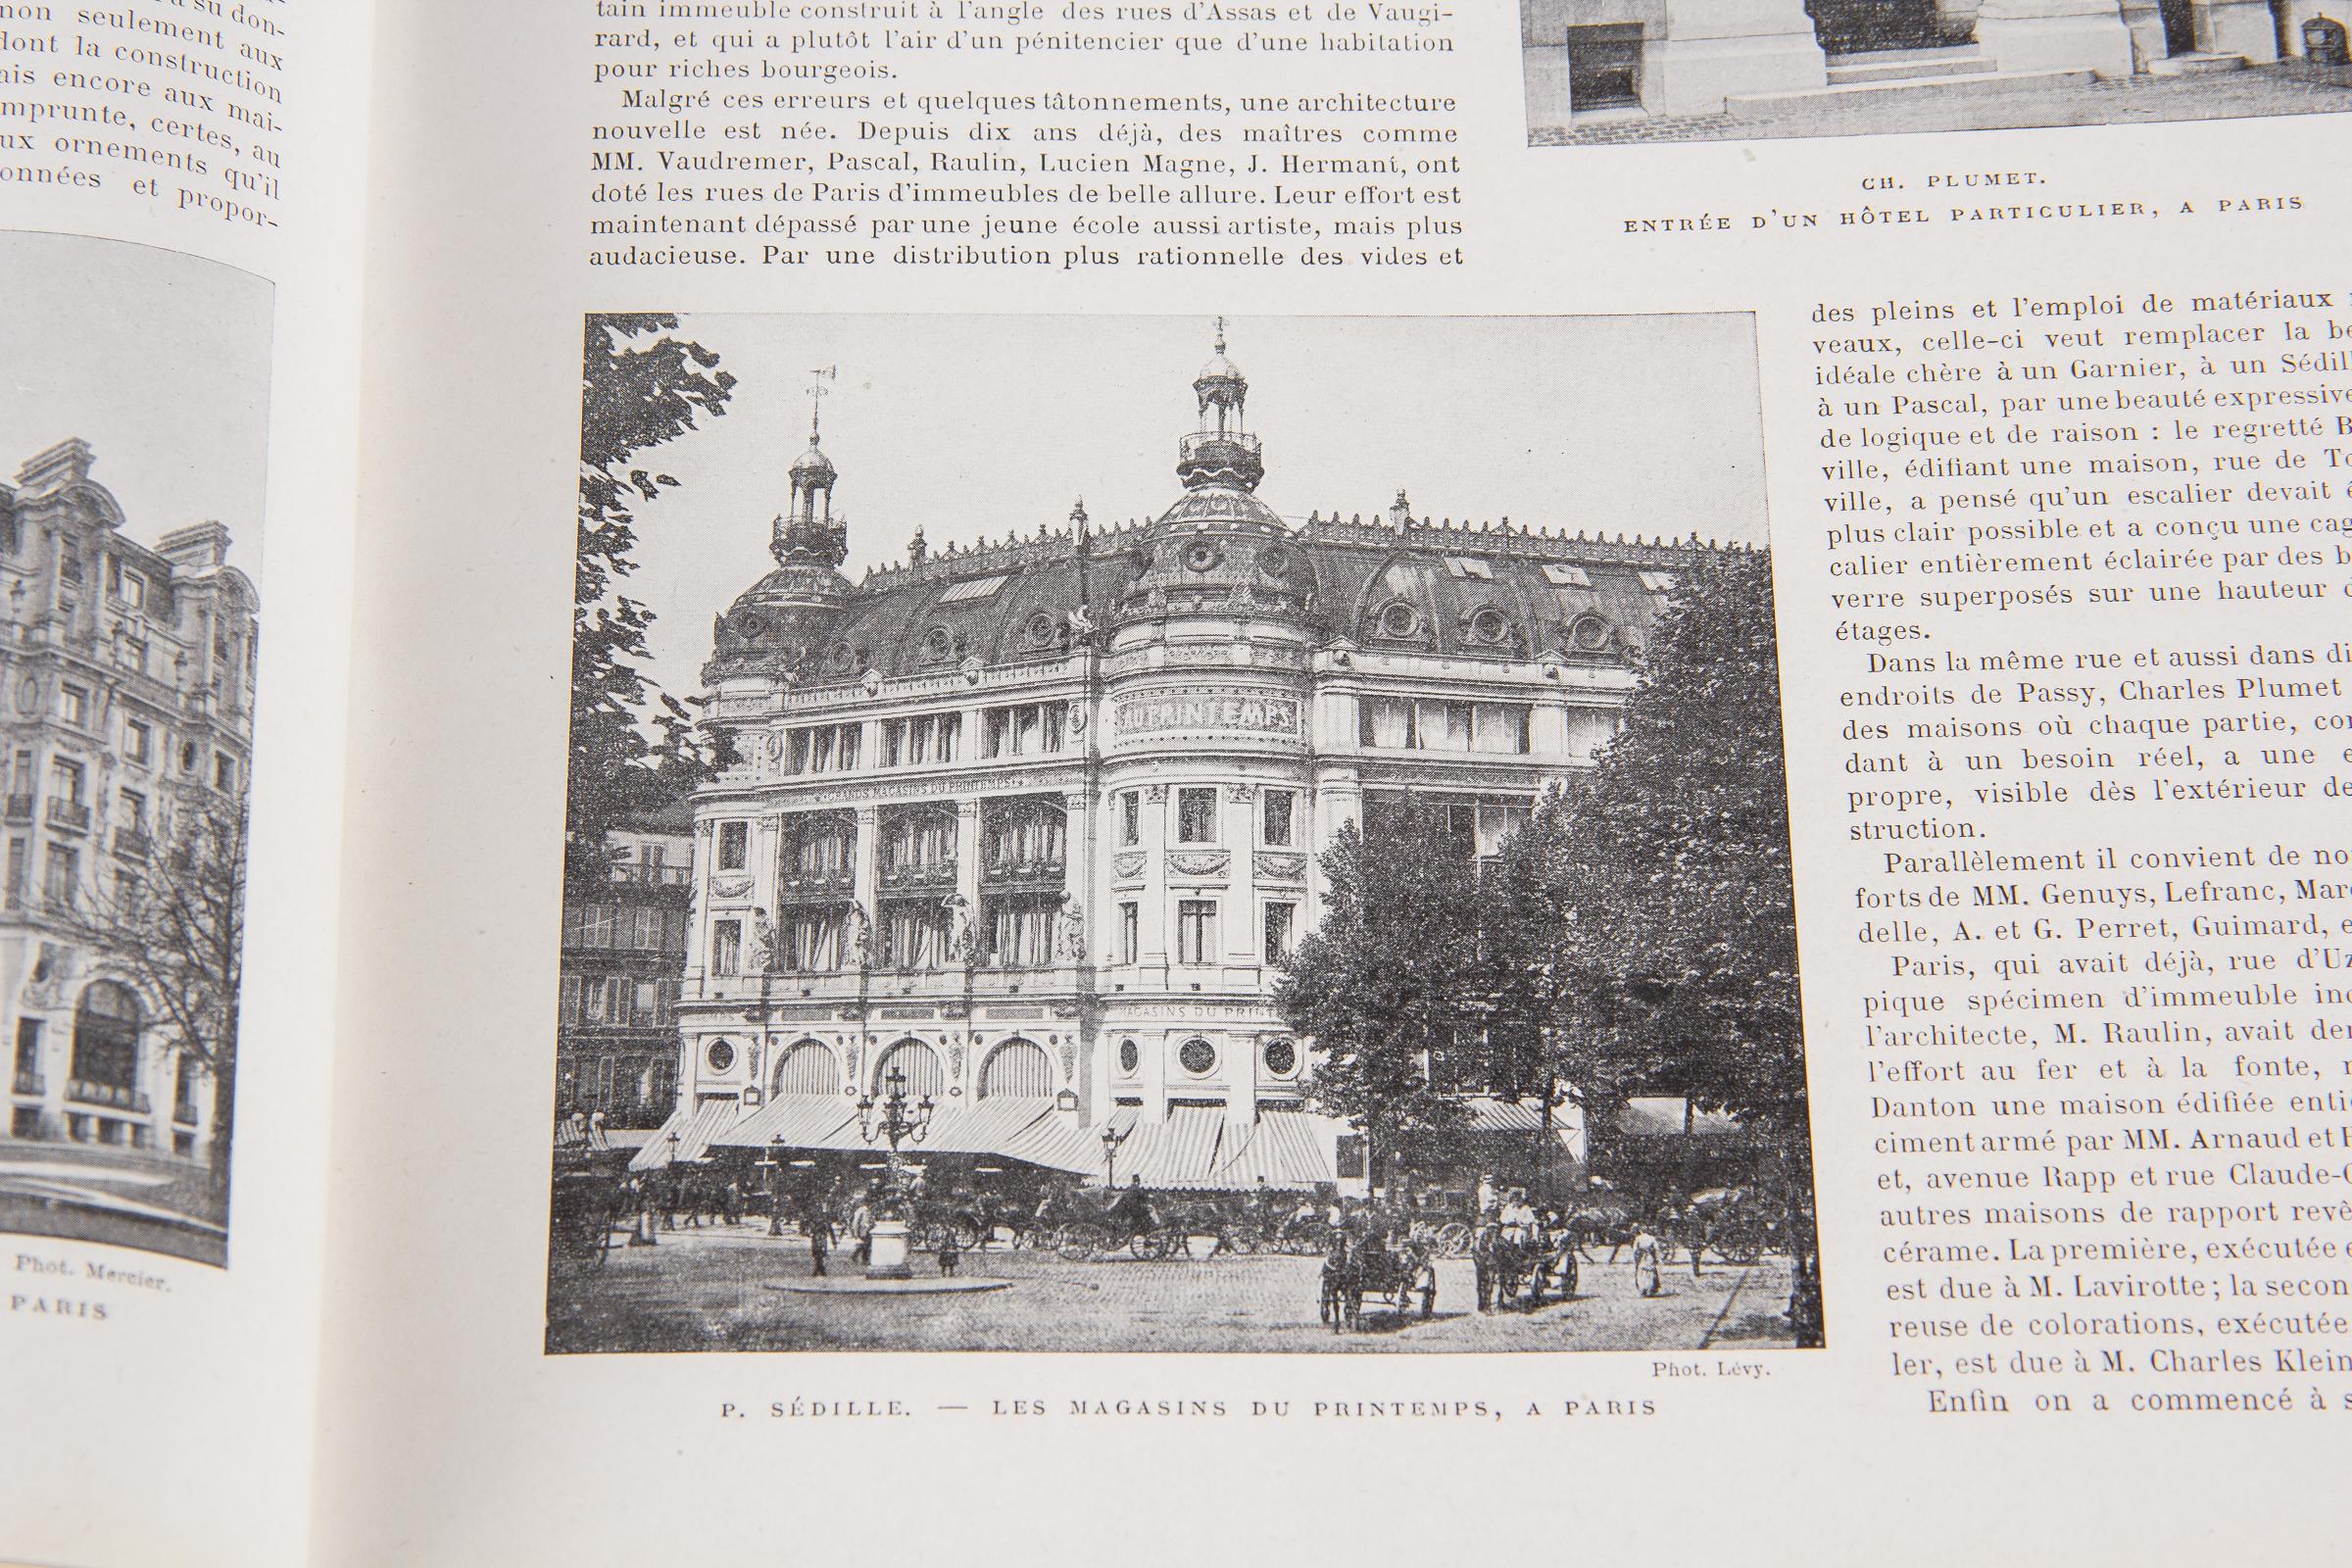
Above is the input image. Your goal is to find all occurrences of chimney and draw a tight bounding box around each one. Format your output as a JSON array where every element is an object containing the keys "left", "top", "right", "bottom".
[
  {"left": 159, "top": 521, "right": 231, "bottom": 573},
  {"left": 17, "top": 439, "right": 94, "bottom": 497}
]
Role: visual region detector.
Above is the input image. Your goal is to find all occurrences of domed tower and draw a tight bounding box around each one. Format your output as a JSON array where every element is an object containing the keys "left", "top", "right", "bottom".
[
  {"left": 705, "top": 389, "right": 856, "bottom": 683},
  {"left": 1115, "top": 320, "right": 1313, "bottom": 624}
]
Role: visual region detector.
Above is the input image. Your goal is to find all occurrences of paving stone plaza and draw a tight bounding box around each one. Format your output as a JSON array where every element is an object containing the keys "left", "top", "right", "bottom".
[{"left": 546, "top": 1222, "right": 1801, "bottom": 1355}]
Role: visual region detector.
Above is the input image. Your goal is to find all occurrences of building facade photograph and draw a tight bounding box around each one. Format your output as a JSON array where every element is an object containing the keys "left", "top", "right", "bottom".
[
  {"left": 1523, "top": 0, "right": 2352, "bottom": 140},
  {"left": 0, "top": 233, "right": 270, "bottom": 1268},
  {"left": 608, "top": 316, "right": 1767, "bottom": 1198},
  {"left": 548, "top": 313, "right": 1823, "bottom": 1351},
  {"left": 557, "top": 804, "right": 692, "bottom": 1135}
]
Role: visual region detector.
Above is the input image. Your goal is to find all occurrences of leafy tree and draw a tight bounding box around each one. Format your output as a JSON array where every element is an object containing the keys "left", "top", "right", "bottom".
[
  {"left": 1540, "top": 548, "right": 1808, "bottom": 1208},
  {"left": 62, "top": 793, "right": 246, "bottom": 1187},
  {"left": 1274, "top": 797, "right": 1484, "bottom": 1186},
  {"left": 569, "top": 314, "right": 735, "bottom": 889}
]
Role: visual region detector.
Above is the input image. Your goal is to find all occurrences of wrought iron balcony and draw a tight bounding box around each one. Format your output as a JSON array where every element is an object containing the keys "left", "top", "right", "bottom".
[
  {"left": 980, "top": 856, "right": 1066, "bottom": 886},
  {"left": 11, "top": 1070, "right": 42, "bottom": 1097},
  {"left": 66, "top": 1079, "right": 148, "bottom": 1113},
  {"left": 173, "top": 1101, "right": 199, "bottom": 1127},
  {"left": 1179, "top": 429, "right": 1262, "bottom": 464},
  {"left": 45, "top": 799, "right": 89, "bottom": 831},
  {"left": 112, "top": 828, "right": 154, "bottom": 859},
  {"left": 609, "top": 861, "right": 691, "bottom": 887},
  {"left": 778, "top": 866, "right": 856, "bottom": 894},
  {"left": 879, "top": 860, "right": 956, "bottom": 890},
  {"left": 2, "top": 794, "right": 30, "bottom": 824}
]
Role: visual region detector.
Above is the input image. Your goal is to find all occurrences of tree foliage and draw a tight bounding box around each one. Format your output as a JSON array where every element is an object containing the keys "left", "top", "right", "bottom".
[
  {"left": 569, "top": 314, "right": 736, "bottom": 888},
  {"left": 1538, "top": 548, "right": 1807, "bottom": 1185},
  {"left": 1272, "top": 799, "right": 1479, "bottom": 1183},
  {"left": 1276, "top": 550, "right": 1807, "bottom": 1207},
  {"left": 61, "top": 793, "right": 246, "bottom": 1183}
]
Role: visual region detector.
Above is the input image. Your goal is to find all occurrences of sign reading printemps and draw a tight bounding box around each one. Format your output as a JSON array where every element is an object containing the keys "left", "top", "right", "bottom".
[{"left": 1112, "top": 688, "right": 1302, "bottom": 740}]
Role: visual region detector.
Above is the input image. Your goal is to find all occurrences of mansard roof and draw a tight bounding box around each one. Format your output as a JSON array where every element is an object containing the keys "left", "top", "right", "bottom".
[{"left": 705, "top": 504, "right": 1733, "bottom": 690}]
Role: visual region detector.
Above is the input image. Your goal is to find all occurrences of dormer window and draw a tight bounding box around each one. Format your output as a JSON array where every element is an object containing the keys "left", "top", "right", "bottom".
[
  {"left": 1376, "top": 601, "right": 1419, "bottom": 640},
  {"left": 115, "top": 566, "right": 146, "bottom": 609}
]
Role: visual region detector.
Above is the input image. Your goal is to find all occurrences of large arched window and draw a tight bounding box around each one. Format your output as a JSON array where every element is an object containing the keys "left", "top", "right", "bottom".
[
  {"left": 977, "top": 1039, "right": 1054, "bottom": 1100},
  {"left": 71, "top": 980, "right": 142, "bottom": 1094},
  {"left": 871, "top": 1039, "right": 944, "bottom": 1099},
  {"left": 772, "top": 1041, "right": 841, "bottom": 1097}
]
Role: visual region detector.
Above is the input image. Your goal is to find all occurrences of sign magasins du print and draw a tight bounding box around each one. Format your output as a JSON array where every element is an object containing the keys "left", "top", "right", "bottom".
[{"left": 1112, "top": 687, "right": 1301, "bottom": 740}]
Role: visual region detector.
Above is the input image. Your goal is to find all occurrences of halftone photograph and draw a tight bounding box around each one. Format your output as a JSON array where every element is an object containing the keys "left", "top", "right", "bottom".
[
  {"left": 545, "top": 313, "right": 1819, "bottom": 1353},
  {"left": 1522, "top": 0, "right": 2352, "bottom": 145},
  {"left": 0, "top": 233, "right": 267, "bottom": 1268}
]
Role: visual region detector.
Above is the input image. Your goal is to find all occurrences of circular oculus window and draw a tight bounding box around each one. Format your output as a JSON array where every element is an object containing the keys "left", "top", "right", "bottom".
[
  {"left": 1178, "top": 1037, "right": 1216, "bottom": 1075},
  {"left": 1263, "top": 1039, "right": 1298, "bottom": 1076},
  {"left": 1117, "top": 1039, "right": 1140, "bottom": 1074},
  {"left": 1470, "top": 608, "right": 1511, "bottom": 645},
  {"left": 707, "top": 1040, "right": 737, "bottom": 1073},
  {"left": 1182, "top": 540, "right": 1224, "bottom": 573},
  {"left": 1378, "top": 602, "right": 1418, "bottom": 639}
]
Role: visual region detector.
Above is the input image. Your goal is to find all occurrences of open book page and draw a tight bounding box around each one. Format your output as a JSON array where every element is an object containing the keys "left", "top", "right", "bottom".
[
  {"left": 319, "top": 2, "right": 2349, "bottom": 1563},
  {"left": 0, "top": 3, "right": 372, "bottom": 1566}
]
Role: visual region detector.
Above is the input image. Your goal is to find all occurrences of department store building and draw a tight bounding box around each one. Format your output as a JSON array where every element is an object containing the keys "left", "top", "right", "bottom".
[{"left": 637, "top": 330, "right": 1712, "bottom": 1190}]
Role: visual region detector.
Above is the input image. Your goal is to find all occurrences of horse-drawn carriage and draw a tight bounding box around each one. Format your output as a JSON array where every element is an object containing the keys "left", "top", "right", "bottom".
[
  {"left": 1473, "top": 1220, "right": 1580, "bottom": 1311},
  {"left": 1318, "top": 1228, "right": 1439, "bottom": 1332},
  {"left": 549, "top": 1171, "right": 624, "bottom": 1266}
]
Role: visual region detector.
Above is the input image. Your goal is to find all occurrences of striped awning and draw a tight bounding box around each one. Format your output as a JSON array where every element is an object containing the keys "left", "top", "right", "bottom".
[
  {"left": 997, "top": 1104, "right": 1124, "bottom": 1176},
  {"left": 553, "top": 1119, "right": 611, "bottom": 1152},
  {"left": 710, "top": 1093, "right": 859, "bottom": 1152},
  {"left": 919, "top": 1097, "right": 1060, "bottom": 1156},
  {"left": 626, "top": 1098, "right": 746, "bottom": 1171},
  {"left": 1615, "top": 1097, "right": 1743, "bottom": 1139},
  {"left": 1210, "top": 1108, "right": 1344, "bottom": 1189},
  {"left": 1461, "top": 1097, "right": 1554, "bottom": 1134}
]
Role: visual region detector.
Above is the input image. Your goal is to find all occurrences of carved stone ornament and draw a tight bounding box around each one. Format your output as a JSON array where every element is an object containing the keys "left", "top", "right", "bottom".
[
  {"left": 949, "top": 1044, "right": 967, "bottom": 1076},
  {"left": 1110, "top": 851, "right": 1147, "bottom": 879},
  {"left": 1057, "top": 1042, "right": 1076, "bottom": 1077},
  {"left": 862, "top": 668, "right": 883, "bottom": 697},
  {"left": 710, "top": 873, "right": 755, "bottom": 901},
  {"left": 1225, "top": 782, "right": 1257, "bottom": 804},
  {"left": 1253, "top": 851, "right": 1307, "bottom": 881},
  {"left": 1144, "top": 783, "right": 1168, "bottom": 803},
  {"left": 1167, "top": 850, "right": 1230, "bottom": 878},
  {"left": 959, "top": 654, "right": 984, "bottom": 686}
]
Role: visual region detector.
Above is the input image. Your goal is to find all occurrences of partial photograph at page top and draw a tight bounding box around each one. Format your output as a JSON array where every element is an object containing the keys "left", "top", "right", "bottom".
[
  {"left": 1520, "top": 0, "right": 2352, "bottom": 145},
  {"left": 0, "top": 233, "right": 265, "bottom": 1270},
  {"left": 546, "top": 313, "right": 1822, "bottom": 1355}
]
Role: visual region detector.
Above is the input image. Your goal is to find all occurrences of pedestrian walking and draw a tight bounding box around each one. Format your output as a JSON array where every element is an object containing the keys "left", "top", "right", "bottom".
[
  {"left": 808, "top": 1209, "right": 835, "bottom": 1278},
  {"left": 937, "top": 1224, "right": 960, "bottom": 1277},
  {"left": 1631, "top": 1228, "right": 1663, "bottom": 1298}
]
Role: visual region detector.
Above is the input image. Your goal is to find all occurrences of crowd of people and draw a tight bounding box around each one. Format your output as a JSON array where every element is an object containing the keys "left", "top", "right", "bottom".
[{"left": 585, "top": 1158, "right": 1822, "bottom": 1341}]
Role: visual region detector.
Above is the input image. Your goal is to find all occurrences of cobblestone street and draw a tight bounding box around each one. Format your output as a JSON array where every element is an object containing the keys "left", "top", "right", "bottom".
[
  {"left": 547, "top": 1223, "right": 1802, "bottom": 1354},
  {"left": 1532, "top": 63, "right": 2352, "bottom": 145}
]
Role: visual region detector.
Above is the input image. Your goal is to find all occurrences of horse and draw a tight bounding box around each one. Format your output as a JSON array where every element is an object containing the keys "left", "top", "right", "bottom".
[
  {"left": 1475, "top": 1222, "right": 1579, "bottom": 1311},
  {"left": 1318, "top": 1229, "right": 1359, "bottom": 1332},
  {"left": 1320, "top": 1230, "right": 1437, "bottom": 1332}
]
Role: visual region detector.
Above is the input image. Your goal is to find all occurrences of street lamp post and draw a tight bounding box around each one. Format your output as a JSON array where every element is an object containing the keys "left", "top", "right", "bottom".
[
  {"left": 756, "top": 1135, "right": 787, "bottom": 1237},
  {"left": 856, "top": 1065, "right": 933, "bottom": 1280},
  {"left": 1101, "top": 1122, "right": 1129, "bottom": 1191}
]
